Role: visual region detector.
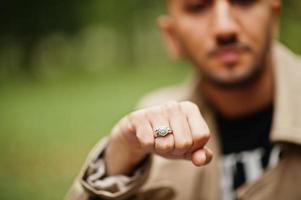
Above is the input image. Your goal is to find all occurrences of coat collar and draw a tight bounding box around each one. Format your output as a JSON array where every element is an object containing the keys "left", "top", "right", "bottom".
[
  {"left": 188, "top": 42, "right": 301, "bottom": 146},
  {"left": 270, "top": 43, "right": 301, "bottom": 145}
]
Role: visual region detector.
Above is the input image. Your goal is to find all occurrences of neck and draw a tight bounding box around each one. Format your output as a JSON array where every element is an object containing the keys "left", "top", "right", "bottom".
[{"left": 200, "top": 63, "right": 274, "bottom": 118}]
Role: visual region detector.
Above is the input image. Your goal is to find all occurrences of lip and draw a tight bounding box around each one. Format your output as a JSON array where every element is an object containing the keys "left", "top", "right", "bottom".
[{"left": 214, "top": 45, "right": 242, "bottom": 64}]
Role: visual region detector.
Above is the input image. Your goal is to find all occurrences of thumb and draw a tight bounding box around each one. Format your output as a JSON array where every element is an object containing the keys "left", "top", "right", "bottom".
[{"left": 191, "top": 146, "right": 213, "bottom": 167}]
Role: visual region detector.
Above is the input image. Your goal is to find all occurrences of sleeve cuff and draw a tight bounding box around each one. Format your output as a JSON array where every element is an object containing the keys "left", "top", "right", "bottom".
[{"left": 79, "top": 137, "right": 152, "bottom": 200}]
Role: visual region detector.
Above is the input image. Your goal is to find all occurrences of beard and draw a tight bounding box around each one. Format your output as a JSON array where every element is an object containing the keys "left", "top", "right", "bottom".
[
  {"left": 189, "top": 28, "right": 273, "bottom": 90},
  {"left": 201, "top": 51, "right": 268, "bottom": 90}
]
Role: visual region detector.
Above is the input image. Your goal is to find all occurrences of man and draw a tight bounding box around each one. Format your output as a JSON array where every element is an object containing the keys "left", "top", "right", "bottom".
[{"left": 66, "top": 0, "right": 301, "bottom": 199}]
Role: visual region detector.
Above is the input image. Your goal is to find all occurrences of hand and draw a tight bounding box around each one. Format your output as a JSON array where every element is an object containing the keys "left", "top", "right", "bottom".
[{"left": 105, "top": 101, "right": 213, "bottom": 176}]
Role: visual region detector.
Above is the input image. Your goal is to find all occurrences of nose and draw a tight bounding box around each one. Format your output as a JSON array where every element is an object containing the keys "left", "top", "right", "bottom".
[{"left": 212, "top": 1, "right": 239, "bottom": 45}]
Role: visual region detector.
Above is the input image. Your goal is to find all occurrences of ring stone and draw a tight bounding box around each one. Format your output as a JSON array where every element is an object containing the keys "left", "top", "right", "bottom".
[{"left": 154, "top": 126, "right": 172, "bottom": 138}]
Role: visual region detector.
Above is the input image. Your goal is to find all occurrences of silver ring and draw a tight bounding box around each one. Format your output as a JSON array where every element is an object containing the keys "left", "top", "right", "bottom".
[{"left": 154, "top": 126, "right": 173, "bottom": 138}]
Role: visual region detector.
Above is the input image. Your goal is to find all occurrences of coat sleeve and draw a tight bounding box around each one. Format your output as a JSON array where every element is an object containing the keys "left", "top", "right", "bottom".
[{"left": 65, "top": 137, "right": 152, "bottom": 200}]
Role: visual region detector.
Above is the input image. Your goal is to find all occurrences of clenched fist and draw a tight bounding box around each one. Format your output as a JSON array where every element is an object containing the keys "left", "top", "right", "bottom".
[{"left": 105, "top": 101, "right": 213, "bottom": 176}]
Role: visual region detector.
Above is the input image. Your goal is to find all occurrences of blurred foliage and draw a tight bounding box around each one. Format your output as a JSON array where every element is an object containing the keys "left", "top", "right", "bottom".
[
  {"left": 1, "top": 0, "right": 87, "bottom": 37},
  {"left": 1, "top": 0, "right": 92, "bottom": 72},
  {"left": 279, "top": 0, "right": 301, "bottom": 53},
  {"left": 0, "top": 0, "right": 162, "bottom": 75},
  {"left": 0, "top": 0, "right": 300, "bottom": 79},
  {"left": 281, "top": 0, "right": 301, "bottom": 20},
  {"left": 0, "top": 0, "right": 301, "bottom": 79},
  {"left": 92, "top": 0, "right": 162, "bottom": 65}
]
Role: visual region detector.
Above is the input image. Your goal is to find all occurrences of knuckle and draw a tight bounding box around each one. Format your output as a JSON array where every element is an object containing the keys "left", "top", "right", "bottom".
[
  {"left": 127, "top": 113, "right": 136, "bottom": 122},
  {"left": 164, "top": 101, "right": 180, "bottom": 112},
  {"left": 180, "top": 101, "right": 200, "bottom": 114},
  {"left": 202, "top": 126, "right": 211, "bottom": 139},
  {"left": 176, "top": 139, "right": 193, "bottom": 150},
  {"left": 180, "top": 101, "right": 198, "bottom": 109},
  {"left": 128, "top": 109, "right": 145, "bottom": 121},
  {"left": 203, "top": 131, "right": 210, "bottom": 140},
  {"left": 110, "top": 124, "right": 122, "bottom": 138},
  {"left": 125, "top": 114, "right": 133, "bottom": 124},
  {"left": 194, "top": 131, "right": 210, "bottom": 144},
  {"left": 147, "top": 106, "right": 162, "bottom": 116},
  {"left": 193, "top": 133, "right": 204, "bottom": 143},
  {"left": 121, "top": 116, "right": 134, "bottom": 132},
  {"left": 158, "top": 143, "right": 174, "bottom": 153}
]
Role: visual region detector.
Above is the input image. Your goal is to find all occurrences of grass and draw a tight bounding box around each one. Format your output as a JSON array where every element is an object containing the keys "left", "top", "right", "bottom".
[{"left": 0, "top": 65, "right": 190, "bottom": 200}]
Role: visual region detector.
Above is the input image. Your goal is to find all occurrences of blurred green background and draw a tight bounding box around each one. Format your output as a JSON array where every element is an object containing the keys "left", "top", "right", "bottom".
[{"left": 0, "top": 1, "right": 300, "bottom": 199}]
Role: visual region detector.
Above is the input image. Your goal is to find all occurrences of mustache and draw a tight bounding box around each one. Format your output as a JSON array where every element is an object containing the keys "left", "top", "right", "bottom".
[{"left": 208, "top": 42, "right": 251, "bottom": 56}]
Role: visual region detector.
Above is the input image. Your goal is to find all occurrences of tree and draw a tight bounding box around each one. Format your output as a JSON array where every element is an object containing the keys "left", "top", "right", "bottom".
[
  {"left": 92, "top": 0, "right": 162, "bottom": 66},
  {"left": 0, "top": 0, "right": 94, "bottom": 72}
]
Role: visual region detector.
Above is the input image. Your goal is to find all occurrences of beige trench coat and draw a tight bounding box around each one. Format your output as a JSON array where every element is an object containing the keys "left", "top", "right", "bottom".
[{"left": 66, "top": 43, "right": 301, "bottom": 200}]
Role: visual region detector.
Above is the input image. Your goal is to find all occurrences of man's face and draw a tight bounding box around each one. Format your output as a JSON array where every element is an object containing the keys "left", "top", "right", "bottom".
[{"left": 160, "top": 0, "right": 280, "bottom": 88}]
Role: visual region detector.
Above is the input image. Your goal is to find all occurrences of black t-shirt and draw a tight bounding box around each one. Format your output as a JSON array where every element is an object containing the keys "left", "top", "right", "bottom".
[{"left": 214, "top": 104, "right": 280, "bottom": 200}]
